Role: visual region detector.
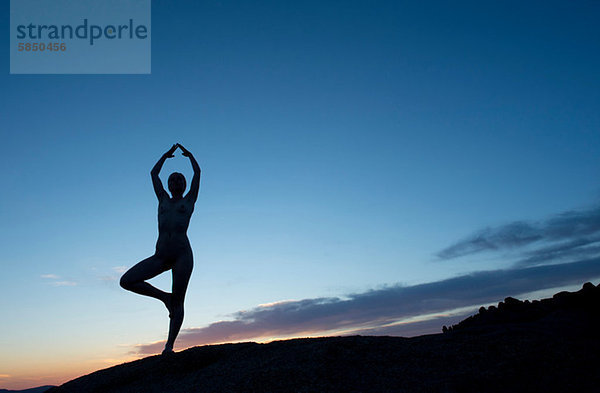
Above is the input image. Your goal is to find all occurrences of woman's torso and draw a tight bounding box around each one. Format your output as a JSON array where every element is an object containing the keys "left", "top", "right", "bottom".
[{"left": 156, "top": 197, "right": 194, "bottom": 258}]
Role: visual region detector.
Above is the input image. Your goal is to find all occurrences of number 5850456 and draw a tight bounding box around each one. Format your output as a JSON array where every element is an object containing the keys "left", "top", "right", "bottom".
[{"left": 18, "top": 42, "right": 66, "bottom": 51}]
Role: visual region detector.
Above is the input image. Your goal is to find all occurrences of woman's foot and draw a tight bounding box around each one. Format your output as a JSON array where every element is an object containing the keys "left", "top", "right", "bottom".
[{"left": 162, "top": 344, "right": 174, "bottom": 355}]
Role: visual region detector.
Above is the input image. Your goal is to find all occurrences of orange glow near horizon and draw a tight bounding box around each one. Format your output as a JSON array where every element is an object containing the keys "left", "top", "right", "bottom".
[{"left": 1, "top": 353, "right": 144, "bottom": 391}]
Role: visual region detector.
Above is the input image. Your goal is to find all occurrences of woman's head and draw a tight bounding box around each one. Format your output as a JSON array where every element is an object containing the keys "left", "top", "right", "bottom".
[{"left": 168, "top": 172, "right": 186, "bottom": 197}]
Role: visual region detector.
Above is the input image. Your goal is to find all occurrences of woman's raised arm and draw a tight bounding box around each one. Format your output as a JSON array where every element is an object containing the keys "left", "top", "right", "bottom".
[
  {"left": 151, "top": 144, "right": 178, "bottom": 200},
  {"left": 177, "top": 143, "right": 201, "bottom": 203}
]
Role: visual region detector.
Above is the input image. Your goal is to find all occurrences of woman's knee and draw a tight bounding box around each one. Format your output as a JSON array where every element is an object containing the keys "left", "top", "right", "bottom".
[{"left": 119, "top": 273, "right": 133, "bottom": 290}]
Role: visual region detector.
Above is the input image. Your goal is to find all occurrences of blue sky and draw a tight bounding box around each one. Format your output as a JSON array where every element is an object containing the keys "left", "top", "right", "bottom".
[{"left": 1, "top": 0, "right": 600, "bottom": 389}]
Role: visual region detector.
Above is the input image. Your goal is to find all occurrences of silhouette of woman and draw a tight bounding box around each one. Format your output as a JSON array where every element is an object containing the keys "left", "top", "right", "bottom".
[{"left": 120, "top": 143, "right": 200, "bottom": 355}]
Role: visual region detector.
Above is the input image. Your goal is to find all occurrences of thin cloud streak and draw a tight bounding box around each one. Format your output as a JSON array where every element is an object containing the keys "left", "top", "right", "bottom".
[
  {"left": 347, "top": 310, "right": 474, "bottom": 337},
  {"left": 41, "top": 273, "right": 78, "bottom": 287},
  {"left": 134, "top": 258, "right": 600, "bottom": 354},
  {"left": 516, "top": 236, "right": 600, "bottom": 267},
  {"left": 437, "top": 206, "right": 600, "bottom": 265},
  {"left": 52, "top": 281, "right": 78, "bottom": 287},
  {"left": 96, "top": 266, "right": 128, "bottom": 284}
]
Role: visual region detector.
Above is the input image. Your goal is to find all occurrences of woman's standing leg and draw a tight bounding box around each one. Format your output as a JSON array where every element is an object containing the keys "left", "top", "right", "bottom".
[{"left": 163, "top": 252, "right": 193, "bottom": 354}]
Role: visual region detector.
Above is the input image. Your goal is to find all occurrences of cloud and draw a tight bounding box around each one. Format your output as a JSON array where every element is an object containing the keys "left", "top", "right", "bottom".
[
  {"left": 52, "top": 281, "right": 78, "bottom": 287},
  {"left": 41, "top": 273, "right": 77, "bottom": 287},
  {"left": 133, "top": 258, "right": 600, "bottom": 355},
  {"left": 95, "top": 266, "right": 128, "bottom": 284},
  {"left": 437, "top": 206, "right": 600, "bottom": 266},
  {"left": 516, "top": 236, "right": 600, "bottom": 267},
  {"left": 346, "top": 310, "right": 474, "bottom": 337}
]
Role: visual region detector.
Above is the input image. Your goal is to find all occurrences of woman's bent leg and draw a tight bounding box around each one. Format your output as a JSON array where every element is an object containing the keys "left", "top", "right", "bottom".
[{"left": 120, "top": 254, "right": 171, "bottom": 304}]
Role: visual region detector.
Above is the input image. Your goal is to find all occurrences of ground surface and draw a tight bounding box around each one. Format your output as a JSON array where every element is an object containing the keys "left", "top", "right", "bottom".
[{"left": 48, "top": 283, "right": 600, "bottom": 393}]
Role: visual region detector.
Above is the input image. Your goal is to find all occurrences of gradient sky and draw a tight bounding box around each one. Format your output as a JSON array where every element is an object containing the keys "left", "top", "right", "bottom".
[{"left": 2, "top": 0, "right": 600, "bottom": 389}]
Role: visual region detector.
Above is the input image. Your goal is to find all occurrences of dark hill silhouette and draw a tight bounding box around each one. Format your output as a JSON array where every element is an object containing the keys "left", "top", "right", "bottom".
[
  {"left": 48, "top": 282, "right": 600, "bottom": 393},
  {"left": 0, "top": 386, "right": 55, "bottom": 393}
]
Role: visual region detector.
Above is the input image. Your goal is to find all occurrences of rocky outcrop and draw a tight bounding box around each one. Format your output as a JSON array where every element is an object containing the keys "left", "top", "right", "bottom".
[{"left": 443, "top": 282, "right": 600, "bottom": 333}]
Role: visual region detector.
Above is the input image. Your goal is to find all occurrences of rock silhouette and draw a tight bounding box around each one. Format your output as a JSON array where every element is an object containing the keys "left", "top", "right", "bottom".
[
  {"left": 48, "top": 282, "right": 600, "bottom": 393},
  {"left": 442, "top": 281, "right": 600, "bottom": 333}
]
